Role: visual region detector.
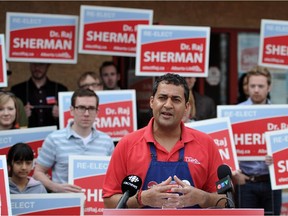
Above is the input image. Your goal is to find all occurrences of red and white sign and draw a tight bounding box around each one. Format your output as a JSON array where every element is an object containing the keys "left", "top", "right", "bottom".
[
  {"left": 6, "top": 12, "right": 78, "bottom": 63},
  {"left": 69, "top": 155, "right": 110, "bottom": 215},
  {"left": 237, "top": 33, "right": 259, "bottom": 73},
  {"left": 0, "top": 155, "right": 12, "bottom": 216},
  {"left": 185, "top": 117, "right": 239, "bottom": 172},
  {"left": 136, "top": 25, "right": 210, "bottom": 77},
  {"left": 79, "top": 5, "right": 153, "bottom": 57},
  {"left": 259, "top": 19, "right": 288, "bottom": 69},
  {"left": 58, "top": 90, "right": 137, "bottom": 141},
  {"left": 11, "top": 193, "right": 85, "bottom": 215},
  {"left": 217, "top": 105, "right": 288, "bottom": 161},
  {"left": 0, "top": 126, "right": 56, "bottom": 159},
  {"left": 0, "top": 126, "right": 56, "bottom": 177},
  {"left": 0, "top": 34, "right": 8, "bottom": 88},
  {"left": 266, "top": 129, "right": 288, "bottom": 190}
]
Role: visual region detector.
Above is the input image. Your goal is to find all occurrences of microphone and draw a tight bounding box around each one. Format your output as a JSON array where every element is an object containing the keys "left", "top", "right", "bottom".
[
  {"left": 116, "top": 175, "right": 142, "bottom": 209},
  {"left": 215, "top": 164, "right": 235, "bottom": 208}
]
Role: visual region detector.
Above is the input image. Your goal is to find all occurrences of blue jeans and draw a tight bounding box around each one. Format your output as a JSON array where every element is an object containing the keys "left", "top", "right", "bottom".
[{"left": 236, "top": 181, "right": 282, "bottom": 215}]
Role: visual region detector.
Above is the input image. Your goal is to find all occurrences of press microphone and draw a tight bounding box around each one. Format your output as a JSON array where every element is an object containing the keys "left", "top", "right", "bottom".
[
  {"left": 116, "top": 175, "right": 142, "bottom": 209},
  {"left": 215, "top": 164, "right": 235, "bottom": 208}
]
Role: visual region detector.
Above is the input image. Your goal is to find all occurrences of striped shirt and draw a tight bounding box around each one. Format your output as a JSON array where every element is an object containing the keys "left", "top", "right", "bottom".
[{"left": 36, "top": 121, "right": 114, "bottom": 183}]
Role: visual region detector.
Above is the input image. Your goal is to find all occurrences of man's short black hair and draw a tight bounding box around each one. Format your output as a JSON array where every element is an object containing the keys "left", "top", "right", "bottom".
[{"left": 152, "top": 73, "right": 189, "bottom": 103}]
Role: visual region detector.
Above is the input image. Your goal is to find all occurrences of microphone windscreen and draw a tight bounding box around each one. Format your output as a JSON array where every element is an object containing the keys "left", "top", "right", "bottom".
[
  {"left": 121, "top": 175, "right": 142, "bottom": 197},
  {"left": 217, "top": 164, "right": 232, "bottom": 179}
]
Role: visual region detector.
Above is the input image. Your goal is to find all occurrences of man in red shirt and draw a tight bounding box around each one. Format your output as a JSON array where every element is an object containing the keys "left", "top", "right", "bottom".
[{"left": 103, "top": 73, "right": 225, "bottom": 209}]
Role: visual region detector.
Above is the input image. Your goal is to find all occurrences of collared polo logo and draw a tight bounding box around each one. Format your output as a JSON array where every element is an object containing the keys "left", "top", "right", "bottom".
[{"left": 185, "top": 156, "right": 200, "bottom": 164}]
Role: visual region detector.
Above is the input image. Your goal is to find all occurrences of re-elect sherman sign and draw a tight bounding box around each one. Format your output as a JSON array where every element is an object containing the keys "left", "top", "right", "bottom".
[
  {"left": 6, "top": 12, "right": 78, "bottom": 63},
  {"left": 266, "top": 129, "right": 288, "bottom": 190},
  {"left": 79, "top": 5, "right": 153, "bottom": 57},
  {"left": 259, "top": 19, "right": 288, "bottom": 69},
  {"left": 136, "top": 25, "right": 210, "bottom": 77},
  {"left": 217, "top": 105, "right": 288, "bottom": 161},
  {"left": 69, "top": 155, "right": 110, "bottom": 215}
]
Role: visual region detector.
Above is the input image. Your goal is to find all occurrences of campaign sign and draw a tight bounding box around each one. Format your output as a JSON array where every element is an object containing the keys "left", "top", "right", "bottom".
[
  {"left": 58, "top": 90, "right": 137, "bottom": 141},
  {"left": 217, "top": 105, "right": 288, "bottom": 161},
  {"left": 185, "top": 117, "right": 239, "bottom": 172},
  {"left": 136, "top": 25, "right": 210, "bottom": 77},
  {"left": 0, "top": 126, "right": 56, "bottom": 158},
  {"left": 10, "top": 193, "right": 85, "bottom": 215},
  {"left": 0, "top": 155, "right": 12, "bottom": 216},
  {"left": 259, "top": 19, "right": 288, "bottom": 69},
  {"left": 6, "top": 12, "right": 78, "bottom": 63},
  {"left": 266, "top": 129, "right": 288, "bottom": 190},
  {"left": 0, "top": 34, "right": 8, "bottom": 88},
  {"left": 79, "top": 5, "right": 153, "bottom": 57},
  {"left": 69, "top": 155, "right": 110, "bottom": 215},
  {"left": 237, "top": 33, "right": 259, "bottom": 73}
]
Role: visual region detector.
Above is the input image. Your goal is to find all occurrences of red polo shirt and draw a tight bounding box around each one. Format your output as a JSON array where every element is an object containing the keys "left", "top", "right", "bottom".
[{"left": 103, "top": 118, "right": 223, "bottom": 198}]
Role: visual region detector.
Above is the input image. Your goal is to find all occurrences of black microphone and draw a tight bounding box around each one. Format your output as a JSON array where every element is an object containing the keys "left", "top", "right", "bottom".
[
  {"left": 215, "top": 164, "right": 235, "bottom": 208},
  {"left": 116, "top": 175, "right": 142, "bottom": 209}
]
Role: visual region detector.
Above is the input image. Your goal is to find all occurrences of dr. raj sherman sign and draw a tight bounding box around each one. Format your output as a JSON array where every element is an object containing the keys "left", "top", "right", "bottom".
[
  {"left": 259, "top": 19, "right": 288, "bottom": 69},
  {"left": 136, "top": 25, "right": 210, "bottom": 77},
  {"left": 79, "top": 5, "right": 153, "bottom": 57},
  {"left": 58, "top": 90, "right": 137, "bottom": 141},
  {"left": 217, "top": 105, "right": 288, "bottom": 161},
  {"left": 6, "top": 12, "right": 78, "bottom": 63}
]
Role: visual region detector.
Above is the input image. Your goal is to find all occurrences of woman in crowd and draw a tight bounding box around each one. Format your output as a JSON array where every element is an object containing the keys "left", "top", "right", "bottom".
[{"left": 0, "top": 92, "right": 19, "bottom": 130}]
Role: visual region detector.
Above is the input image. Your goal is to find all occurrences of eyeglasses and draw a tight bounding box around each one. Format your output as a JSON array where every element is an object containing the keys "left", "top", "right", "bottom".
[
  {"left": 73, "top": 106, "right": 98, "bottom": 114},
  {"left": 80, "top": 82, "right": 103, "bottom": 89}
]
